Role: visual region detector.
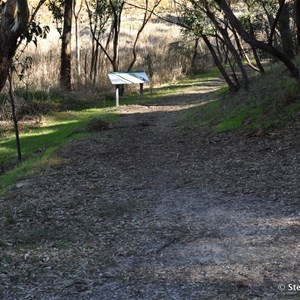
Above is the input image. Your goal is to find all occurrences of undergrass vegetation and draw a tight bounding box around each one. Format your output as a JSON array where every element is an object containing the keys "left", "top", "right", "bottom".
[
  {"left": 14, "top": 88, "right": 116, "bottom": 112},
  {"left": 181, "top": 99, "right": 221, "bottom": 129},
  {"left": 181, "top": 61, "right": 300, "bottom": 132},
  {"left": 0, "top": 107, "right": 118, "bottom": 194}
]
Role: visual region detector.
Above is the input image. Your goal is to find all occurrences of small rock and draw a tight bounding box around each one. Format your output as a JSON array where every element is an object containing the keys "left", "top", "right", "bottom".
[{"left": 16, "top": 179, "right": 33, "bottom": 189}]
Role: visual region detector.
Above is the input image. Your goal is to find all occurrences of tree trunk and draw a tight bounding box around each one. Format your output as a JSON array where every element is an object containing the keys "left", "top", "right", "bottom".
[
  {"left": 278, "top": 1, "right": 295, "bottom": 58},
  {"left": 90, "top": 38, "right": 95, "bottom": 81},
  {"left": 0, "top": 0, "right": 29, "bottom": 93},
  {"left": 268, "top": 0, "right": 286, "bottom": 45},
  {"left": 127, "top": 0, "right": 162, "bottom": 72},
  {"left": 222, "top": 42, "right": 240, "bottom": 87},
  {"left": 232, "top": 25, "right": 264, "bottom": 73},
  {"left": 215, "top": 33, "right": 225, "bottom": 64},
  {"left": 109, "top": 0, "right": 124, "bottom": 72},
  {"left": 296, "top": 0, "right": 300, "bottom": 49},
  {"left": 92, "top": 43, "right": 99, "bottom": 85},
  {"left": 201, "top": 34, "right": 239, "bottom": 92},
  {"left": 221, "top": 29, "right": 249, "bottom": 89},
  {"left": 73, "top": 0, "right": 83, "bottom": 85},
  {"left": 247, "top": 20, "right": 265, "bottom": 73},
  {"left": 60, "top": 0, "right": 73, "bottom": 90},
  {"left": 190, "top": 37, "right": 199, "bottom": 74},
  {"left": 8, "top": 71, "right": 22, "bottom": 161},
  {"left": 204, "top": 4, "right": 249, "bottom": 89}
]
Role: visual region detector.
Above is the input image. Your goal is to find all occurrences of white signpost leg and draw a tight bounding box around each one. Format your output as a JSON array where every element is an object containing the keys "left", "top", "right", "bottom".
[{"left": 116, "top": 86, "right": 119, "bottom": 107}]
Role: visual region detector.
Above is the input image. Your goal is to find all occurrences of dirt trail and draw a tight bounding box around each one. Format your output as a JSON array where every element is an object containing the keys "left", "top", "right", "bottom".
[{"left": 1, "top": 79, "right": 300, "bottom": 299}]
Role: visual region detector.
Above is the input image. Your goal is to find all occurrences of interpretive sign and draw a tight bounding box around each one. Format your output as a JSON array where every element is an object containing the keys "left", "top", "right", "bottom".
[
  {"left": 108, "top": 71, "right": 150, "bottom": 85},
  {"left": 108, "top": 71, "right": 150, "bottom": 107}
]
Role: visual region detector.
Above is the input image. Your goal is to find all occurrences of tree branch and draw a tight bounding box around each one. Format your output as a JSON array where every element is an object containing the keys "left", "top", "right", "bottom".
[
  {"left": 268, "top": 0, "right": 286, "bottom": 45},
  {"left": 127, "top": 0, "right": 162, "bottom": 71},
  {"left": 30, "top": 0, "right": 47, "bottom": 24},
  {"left": 214, "top": 0, "right": 299, "bottom": 79}
]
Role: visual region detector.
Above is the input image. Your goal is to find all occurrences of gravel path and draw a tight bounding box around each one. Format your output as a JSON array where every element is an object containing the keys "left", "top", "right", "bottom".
[{"left": 1, "top": 80, "right": 300, "bottom": 299}]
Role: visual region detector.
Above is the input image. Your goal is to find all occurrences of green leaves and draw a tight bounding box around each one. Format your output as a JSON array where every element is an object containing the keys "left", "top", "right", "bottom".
[
  {"left": 176, "top": 1, "right": 213, "bottom": 37},
  {"left": 23, "top": 21, "right": 50, "bottom": 47},
  {"left": 47, "top": 0, "right": 64, "bottom": 21},
  {"left": 12, "top": 56, "right": 33, "bottom": 81},
  {"left": 47, "top": 0, "right": 64, "bottom": 36}
]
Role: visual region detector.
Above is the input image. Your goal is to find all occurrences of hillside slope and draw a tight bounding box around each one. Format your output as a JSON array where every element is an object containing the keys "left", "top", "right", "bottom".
[{"left": 181, "top": 63, "right": 300, "bottom": 132}]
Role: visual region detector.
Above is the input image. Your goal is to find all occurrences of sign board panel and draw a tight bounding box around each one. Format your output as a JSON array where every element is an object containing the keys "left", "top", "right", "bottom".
[{"left": 108, "top": 71, "right": 150, "bottom": 85}]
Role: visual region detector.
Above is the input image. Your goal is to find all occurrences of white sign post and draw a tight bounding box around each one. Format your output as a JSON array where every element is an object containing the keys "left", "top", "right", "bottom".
[
  {"left": 116, "top": 86, "right": 120, "bottom": 107},
  {"left": 108, "top": 71, "right": 150, "bottom": 107}
]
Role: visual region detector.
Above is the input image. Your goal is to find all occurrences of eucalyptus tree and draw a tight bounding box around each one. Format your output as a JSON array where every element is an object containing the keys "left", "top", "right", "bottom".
[
  {"left": 176, "top": 0, "right": 300, "bottom": 91},
  {"left": 48, "top": 0, "right": 73, "bottom": 90},
  {"left": 242, "top": 0, "right": 295, "bottom": 59},
  {"left": 276, "top": 0, "right": 296, "bottom": 57},
  {"left": 178, "top": 1, "right": 248, "bottom": 90},
  {"left": 214, "top": 0, "right": 300, "bottom": 79},
  {"left": 200, "top": 1, "right": 249, "bottom": 89},
  {"left": 61, "top": 0, "right": 73, "bottom": 90},
  {"left": 0, "top": 0, "right": 49, "bottom": 161},
  {"left": 0, "top": 0, "right": 29, "bottom": 92},
  {"left": 0, "top": 0, "right": 29, "bottom": 161},
  {"left": 74, "top": 0, "right": 83, "bottom": 81}
]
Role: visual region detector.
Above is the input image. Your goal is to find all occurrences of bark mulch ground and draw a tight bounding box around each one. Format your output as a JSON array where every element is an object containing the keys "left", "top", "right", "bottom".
[{"left": 0, "top": 81, "right": 299, "bottom": 299}]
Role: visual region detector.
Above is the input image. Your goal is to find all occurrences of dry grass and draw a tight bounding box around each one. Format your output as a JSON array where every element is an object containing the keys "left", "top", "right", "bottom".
[{"left": 14, "top": 5, "right": 212, "bottom": 93}]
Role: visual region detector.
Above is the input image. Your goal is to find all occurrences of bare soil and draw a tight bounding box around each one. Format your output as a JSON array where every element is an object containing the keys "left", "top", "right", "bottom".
[{"left": 0, "top": 80, "right": 300, "bottom": 299}]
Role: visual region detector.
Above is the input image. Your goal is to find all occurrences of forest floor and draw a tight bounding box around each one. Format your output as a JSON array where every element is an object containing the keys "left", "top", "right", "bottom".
[{"left": 0, "top": 78, "right": 300, "bottom": 299}]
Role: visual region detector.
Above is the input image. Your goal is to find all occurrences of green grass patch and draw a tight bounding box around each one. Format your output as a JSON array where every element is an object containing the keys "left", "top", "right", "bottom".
[
  {"left": 197, "top": 68, "right": 221, "bottom": 80},
  {"left": 144, "top": 71, "right": 222, "bottom": 101},
  {"left": 215, "top": 86, "right": 229, "bottom": 96},
  {"left": 287, "top": 102, "right": 300, "bottom": 114},
  {"left": 216, "top": 92, "right": 300, "bottom": 132},
  {"left": 0, "top": 107, "right": 118, "bottom": 193},
  {"left": 0, "top": 108, "right": 117, "bottom": 164},
  {"left": 181, "top": 100, "right": 221, "bottom": 129},
  {"left": 180, "top": 61, "right": 300, "bottom": 133},
  {"left": 216, "top": 102, "right": 266, "bottom": 132}
]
